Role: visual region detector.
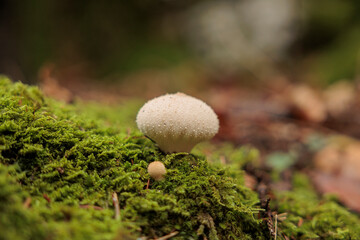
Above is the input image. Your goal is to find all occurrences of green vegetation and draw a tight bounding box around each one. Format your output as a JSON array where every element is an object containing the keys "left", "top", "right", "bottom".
[
  {"left": 0, "top": 76, "right": 268, "bottom": 239},
  {"left": 1, "top": 76, "right": 360, "bottom": 239},
  {"left": 274, "top": 173, "right": 360, "bottom": 239}
]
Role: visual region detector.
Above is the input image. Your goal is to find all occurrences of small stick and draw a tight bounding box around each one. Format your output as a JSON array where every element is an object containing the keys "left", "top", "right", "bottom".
[
  {"left": 146, "top": 178, "right": 150, "bottom": 190},
  {"left": 156, "top": 231, "right": 179, "bottom": 240},
  {"left": 43, "top": 193, "right": 51, "bottom": 203},
  {"left": 79, "top": 204, "right": 103, "bottom": 210},
  {"left": 297, "top": 217, "right": 303, "bottom": 227},
  {"left": 112, "top": 192, "right": 121, "bottom": 221},
  {"left": 274, "top": 214, "right": 278, "bottom": 240},
  {"left": 219, "top": 155, "right": 226, "bottom": 165},
  {"left": 23, "top": 197, "right": 32, "bottom": 208}
]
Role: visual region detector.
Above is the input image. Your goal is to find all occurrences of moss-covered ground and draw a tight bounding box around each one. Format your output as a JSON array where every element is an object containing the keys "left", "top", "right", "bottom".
[
  {"left": 273, "top": 173, "right": 360, "bottom": 239},
  {"left": 1, "top": 76, "right": 360, "bottom": 239}
]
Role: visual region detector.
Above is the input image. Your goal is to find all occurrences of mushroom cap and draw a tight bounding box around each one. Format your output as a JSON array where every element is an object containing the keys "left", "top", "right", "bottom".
[
  {"left": 148, "top": 161, "right": 166, "bottom": 180},
  {"left": 136, "top": 92, "right": 219, "bottom": 153}
]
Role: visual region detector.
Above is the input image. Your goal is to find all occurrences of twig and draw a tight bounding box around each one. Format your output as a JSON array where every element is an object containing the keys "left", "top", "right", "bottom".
[
  {"left": 112, "top": 192, "right": 121, "bottom": 221},
  {"left": 79, "top": 204, "right": 103, "bottom": 210},
  {"left": 155, "top": 231, "right": 179, "bottom": 240},
  {"left": 275, "top": 214, "right": 278, "bottom": 240},
  {"left": 43, "top": 193, "right": 51, "bottom": 203},
  {"left": 146, "top": 178, "right": 150, "bottom": 190},
  {"left": 297, "top": 217, "right": 303, "bottom": 227},
  {"left": 23, "top": 197, "right": 32, "bottom": 208},
  {"left": 277, "top": 213, "right": 287, "bottom": 222}
]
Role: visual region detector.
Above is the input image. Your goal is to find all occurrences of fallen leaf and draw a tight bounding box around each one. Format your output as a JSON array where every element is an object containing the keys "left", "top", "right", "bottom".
[
  {"left": 312, "top": 171, "right": 360, "bottom": 212},
  {"left": 313, "top": 138, "right": 360, "bottom": 212},
  {"left": 323, "top": 81, "right": 355, "bottom": 117},
  {"left": 289, "top": 85, "right": 327, "bottom": 123}
]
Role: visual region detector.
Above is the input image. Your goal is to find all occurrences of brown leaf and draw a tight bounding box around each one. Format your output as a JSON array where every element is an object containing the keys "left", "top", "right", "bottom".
[
  {"left": 324, "top": 81, "right": 355, "bottom": 117},
  {"left": 289, "top": 85, "right": 327, "bottom": 123},
  {"left": 314, "top": 139, "right": 360, "bottom": 181},
  {"left": 312, "top": 171, "right": 360, "bottom": 212},
  {"left": 39, "top": 64, "right": 73, "bottom": 103},
  {"left": 313, "top": 139, "right": 360, "bottom": 212},
  {"left": 244, "top": 173, "right": 257, "bottom": 190}
]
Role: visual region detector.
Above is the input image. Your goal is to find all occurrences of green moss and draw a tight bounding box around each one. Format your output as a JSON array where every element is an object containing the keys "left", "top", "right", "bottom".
[
  {"left": 274, "top": 173, "right": 360, "bottom": 239},
  {"left": 0, "top": 164, "right": 45, "bottom": 240},
  {"left": 4, "top": 76, "right": 358, "bottom": 239},
  {"left": 0, "top": 76, "right": 269, "bottom": 239}
]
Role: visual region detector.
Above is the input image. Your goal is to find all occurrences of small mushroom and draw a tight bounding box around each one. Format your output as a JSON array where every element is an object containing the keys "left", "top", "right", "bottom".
[
  {"left": 148, "top": 161, "right": 166, "bottom": 181},
  {"left": 136, "top": 92, "right": 219, "bottom": 153}
]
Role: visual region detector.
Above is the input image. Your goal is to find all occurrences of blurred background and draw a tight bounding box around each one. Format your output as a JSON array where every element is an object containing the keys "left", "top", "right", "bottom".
[{"left": 1, "top": 0, "right": 360, "bottom": 97}]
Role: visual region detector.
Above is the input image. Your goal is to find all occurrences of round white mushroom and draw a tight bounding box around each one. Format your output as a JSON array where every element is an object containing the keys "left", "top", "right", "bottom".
[
  {"left": 136, "top": 92, "right": 219, "bottom": 153},
  {"left": 148, "top": 161, "right": 166, "bottom": 181}
]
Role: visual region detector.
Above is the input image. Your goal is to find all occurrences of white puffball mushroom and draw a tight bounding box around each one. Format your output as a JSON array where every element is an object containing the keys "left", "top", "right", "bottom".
[
  {"left": 148, "top": 161, "right": 166, "bottom": 181},
  {"left": 136, "top": 92, "right": 219, "bottom": 153}
]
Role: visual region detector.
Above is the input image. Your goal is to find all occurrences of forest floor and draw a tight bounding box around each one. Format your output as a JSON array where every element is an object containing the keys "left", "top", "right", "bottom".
[
  {"left": 39, "top": 70, "right": 360, "bottom": 215},
  {"left": 6, "top": 70, "right": 358, "bottom": 239}
]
